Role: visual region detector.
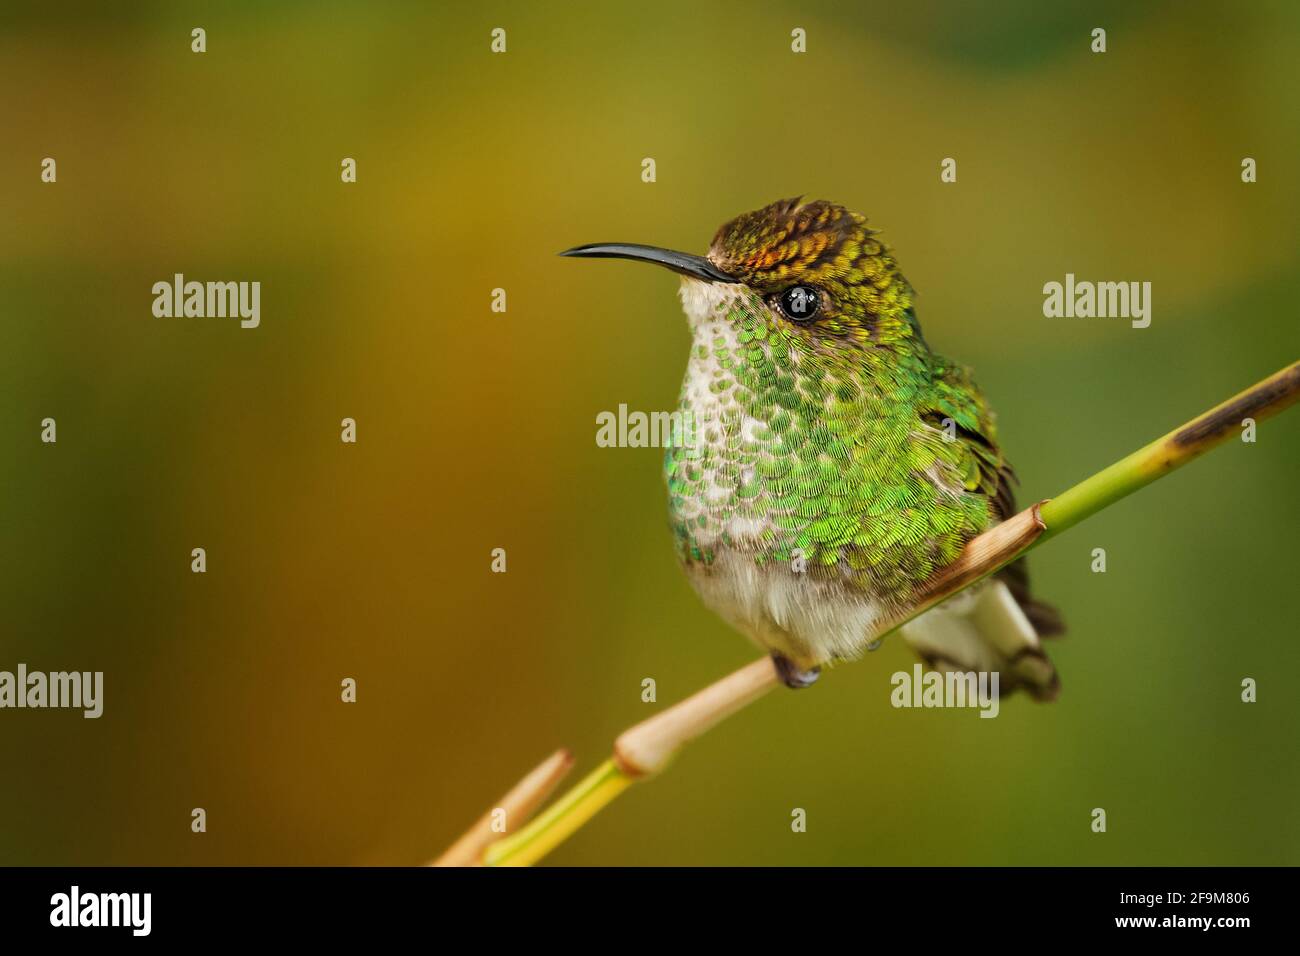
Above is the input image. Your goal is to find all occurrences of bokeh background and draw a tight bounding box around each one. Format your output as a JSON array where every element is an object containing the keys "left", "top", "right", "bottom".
[{"left": 2, "top": 0, "right": 1297, "bottom": 866}]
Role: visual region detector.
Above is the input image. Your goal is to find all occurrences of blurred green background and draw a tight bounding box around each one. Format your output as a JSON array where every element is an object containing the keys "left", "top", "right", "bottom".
[{"left": 1, "top": 0, "right": 1297, "bottom": 866}]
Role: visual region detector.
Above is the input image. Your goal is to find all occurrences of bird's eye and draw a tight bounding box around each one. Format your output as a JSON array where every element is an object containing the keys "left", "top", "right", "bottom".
[{"left": 776, "top": 285, "right": 821, "bottom": 322}]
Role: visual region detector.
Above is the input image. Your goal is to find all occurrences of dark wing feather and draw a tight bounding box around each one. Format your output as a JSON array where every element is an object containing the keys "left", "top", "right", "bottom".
[{"left": 923, "top": 359, "right": 1065, "bottom": 639}]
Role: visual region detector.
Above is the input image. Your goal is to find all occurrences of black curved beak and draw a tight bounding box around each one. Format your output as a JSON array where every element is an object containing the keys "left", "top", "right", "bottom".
[{"left": 558, "top": 242, "right": 738, "bottom": 284}]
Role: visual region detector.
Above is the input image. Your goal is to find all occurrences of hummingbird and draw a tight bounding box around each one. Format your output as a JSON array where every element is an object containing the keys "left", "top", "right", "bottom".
[{"left": 562, "top": 198, "right": 1063, "bottom": 696}]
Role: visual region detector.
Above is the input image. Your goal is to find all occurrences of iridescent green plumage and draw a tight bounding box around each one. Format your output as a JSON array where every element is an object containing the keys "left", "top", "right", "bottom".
[
  {"left": 664, "top": 199, "right": 1062, "bottom": 694},
  {"left": 666, "top": 199, "right": 1004, "bottom": 597},
  {"left": 564, "top": 198, "right": 1063, "bottom": 697},
  {"left": 666, "top": 293, "right": 1003, "bottom": 595}
]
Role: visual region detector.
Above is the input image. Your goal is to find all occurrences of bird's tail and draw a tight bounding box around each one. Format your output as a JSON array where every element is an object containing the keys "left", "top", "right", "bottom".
[{"left": 900, "top": 558, "right": 1064, "bottom": 700}]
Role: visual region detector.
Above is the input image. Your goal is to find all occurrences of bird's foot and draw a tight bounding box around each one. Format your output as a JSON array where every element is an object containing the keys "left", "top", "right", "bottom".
[{"left": 772, "top": 654, "right": 820, "bottom": 689}]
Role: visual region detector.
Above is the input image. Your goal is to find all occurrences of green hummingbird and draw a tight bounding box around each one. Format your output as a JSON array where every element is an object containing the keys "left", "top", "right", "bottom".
[{"left": 562, "top": 198, "right": 1063, "bottom": 695}]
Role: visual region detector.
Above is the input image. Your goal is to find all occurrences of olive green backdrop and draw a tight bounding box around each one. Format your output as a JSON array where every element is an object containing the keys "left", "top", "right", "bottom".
[{"left": 2, "top": 0, "right": 1297, "bottom": 865}]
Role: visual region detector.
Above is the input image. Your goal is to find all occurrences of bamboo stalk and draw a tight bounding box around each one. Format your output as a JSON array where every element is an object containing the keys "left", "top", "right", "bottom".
[
  {"left": 483, "top": 760, "right": 632, "bottom": 867},
  {"left": 441, "top": 360, "right": 1300, "bottom": 867},
  {"left": 614, "top": 656, "right": 781, "bottom": 778},
  {"left": 429, "top": 748, "right": 574, "bottom": 866},
  {"left": 1037, "top": 361, "right": 1300, "bottom": 539}
]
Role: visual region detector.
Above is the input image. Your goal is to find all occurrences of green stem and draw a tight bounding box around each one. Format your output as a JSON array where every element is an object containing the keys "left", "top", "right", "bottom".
[
  {"left": 1040, "top": 360, "right": 1300, "bottom": 540},
  {"left": 484, "top": 760, "right": 631, "bottom": 867}
]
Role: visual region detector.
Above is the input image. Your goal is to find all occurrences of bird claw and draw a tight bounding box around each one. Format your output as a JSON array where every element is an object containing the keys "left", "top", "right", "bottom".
[{"left": 772, "top": 655, "right": 820, "bottom": 689}]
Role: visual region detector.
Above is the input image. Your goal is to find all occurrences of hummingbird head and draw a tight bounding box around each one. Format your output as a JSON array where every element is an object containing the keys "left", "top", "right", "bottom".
[{"left": 561, "top": 198, "right": 919, "bottom": 352}]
